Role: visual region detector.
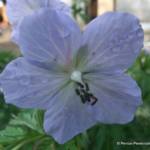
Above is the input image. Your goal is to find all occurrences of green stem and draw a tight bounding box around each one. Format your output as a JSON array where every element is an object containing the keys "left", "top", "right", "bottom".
[
  {"left": 33, "top": 137, "right": 50, "bottom": 150},
  {"left": 11, "top": 135, "right": 44, "bottom": 150}
]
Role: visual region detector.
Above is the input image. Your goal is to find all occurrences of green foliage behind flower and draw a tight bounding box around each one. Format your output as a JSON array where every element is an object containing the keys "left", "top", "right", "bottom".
[
  {"left": 0, "top": 52, "right": 19, "bottom": 130},
  {"left": 0, "top": 51, "right": 150, "bottom": 150},
  {"left": 72, "top": 0, "right": 90, "bottom": 23}
]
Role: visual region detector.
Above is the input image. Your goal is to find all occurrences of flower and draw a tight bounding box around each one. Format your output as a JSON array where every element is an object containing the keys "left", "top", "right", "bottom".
[
  {"left": 7, "top": 0, "right": 70, "bottom": 43},
  {"left": 0, "top": 9, "right": 144, "bottom": 144}
]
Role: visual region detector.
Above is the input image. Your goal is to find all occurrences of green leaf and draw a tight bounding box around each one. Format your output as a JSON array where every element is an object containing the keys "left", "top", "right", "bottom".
[
  {"left": 0, "top": 109, "right": 49, "bottom": 150},
  {"left": 11, "top": 109, "right": 44, "bottom": 134},
  {"left": 0, "top": 126, "right": 26, "bottom": 144}
]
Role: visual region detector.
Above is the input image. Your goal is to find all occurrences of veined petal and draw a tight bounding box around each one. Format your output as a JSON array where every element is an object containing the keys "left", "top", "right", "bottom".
[
  {"left": 0, "top": 58, "right": 67, "bottom": 109},
  {"left": 18, "top": 8, "right": 81, "bottom": 65},
  {"left": 44, "top": 83, "right": 96, "bottom": 144},
  {"left": 7, "top": 0, "right": 70, "bottom": 27},
  {"left": 86, "top": 73, "right": 142, "bottom": 124},
  {"left": 7, "top": 0, "right": 71, "bottom": 43},
  {"left": 82, "top": 12, "right": 144, "bottom": 73},
  {"left": 48, "top": 0, "right": 71, "bottom": 14}
]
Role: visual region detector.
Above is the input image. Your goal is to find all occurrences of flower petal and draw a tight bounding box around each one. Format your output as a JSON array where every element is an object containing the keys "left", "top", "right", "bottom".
[
  {"left": 86, "top": 73, "right": 142, "bottom": 124},
  {"left": 0, "top": 58, "right": 66, "bottom": 109},
  {"left": 82, "top": 12, "right": 144, "bottom": 73},
  {"left": 7, "top": 0, "right": 70, "bottom": 26},
  {"left": 44, "top": 83, "right": 96, "bottom": 144},
  {"left": 18, "top": 8, "right": 81, "bottom": 65},
  {"left": 7, "top": 0, "right": 71, "bottom": 43}
]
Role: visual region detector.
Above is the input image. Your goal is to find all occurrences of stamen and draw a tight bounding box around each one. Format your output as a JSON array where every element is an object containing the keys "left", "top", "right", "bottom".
[
  {"left": 75, "top": 81, "right": 98, "bottom": 106},
  {"left": 85, "top": 83, "right": 89, "bottom": 91},
  {"left": 75, "top": 89, "right": 80, "bottom": 95},
  {"left": 77, "top": 82, "right": 84, "bottom": 88},
  {"left": 80, "top": 95, "right": 86, "bottom": 103},
  {"left": 90, "top": 96, "right": 98, "bottom": 105},
  {"left": 71, "top": 70, "right": 98, "bottom": 105}
]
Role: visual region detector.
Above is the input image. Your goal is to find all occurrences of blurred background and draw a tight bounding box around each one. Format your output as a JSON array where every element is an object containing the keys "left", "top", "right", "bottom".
[{"left": 0, "top": 0, "right": 150, "bottom": 150}]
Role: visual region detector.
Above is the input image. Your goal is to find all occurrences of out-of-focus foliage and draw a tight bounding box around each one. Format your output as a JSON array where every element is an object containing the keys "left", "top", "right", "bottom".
[
  {"left": 129, "top": 51, "right": 150, "bottom": 102},
  {"left": 0, "top": 52, "right": 19, "bottom": 130},
  {"left": 0, "top": 51, "right": 16, "bottom": 71},
  {"left": 0, "top": 50, "right": 150, "bottom": 150},
  {"left": 72, "top": 0, "right": 90, "bottom": 23}
]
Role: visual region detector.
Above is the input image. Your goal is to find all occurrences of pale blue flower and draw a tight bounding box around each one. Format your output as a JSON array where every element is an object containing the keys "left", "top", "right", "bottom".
[
  {"left": 0, "top": 9, "right": 144, "bottom": 144},
  {"left": 7, "top": 0, "right": 70, "bottom": 43}
]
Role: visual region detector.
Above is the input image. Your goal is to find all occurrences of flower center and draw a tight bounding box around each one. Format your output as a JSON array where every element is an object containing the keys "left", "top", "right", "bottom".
[
  {"left": 70, "top": 70, "right": 98, "bottom": 105},
  {"left": 70, "top": 70, "right": 83, "bottom": 84}
]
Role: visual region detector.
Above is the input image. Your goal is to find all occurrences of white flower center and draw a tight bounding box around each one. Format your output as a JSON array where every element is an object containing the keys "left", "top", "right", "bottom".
[{"left": 70, "top": 70, "right": 83, "bottom": 83}]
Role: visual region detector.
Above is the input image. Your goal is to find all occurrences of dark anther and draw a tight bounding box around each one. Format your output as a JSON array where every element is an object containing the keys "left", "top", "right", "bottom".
[
  {"left": 80, "top": 95, "right": 86, "bottom": 103},
  {"left": 85, "top": 83, "right": 89, "bottom": 91},
  {"left": 81, "top": 89, "right": 85, "bottom": 94},
  {"left": 75, "top": 89, "right": 80, "bottom": 96},
  {"left": 75, "top": 82, "right": 98, "bottom": 106},
  {"left": 77, "top": 82, "right": 84, "bottom": 88},
  {"left": 84, "top": 93, "right": 91, "bottom": 102},
  {"left": 90, "top": 96, "right": 98, "bottom": 105},
  {"left": 87, "top": 93, "right": 93, "bottom": 97}
]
